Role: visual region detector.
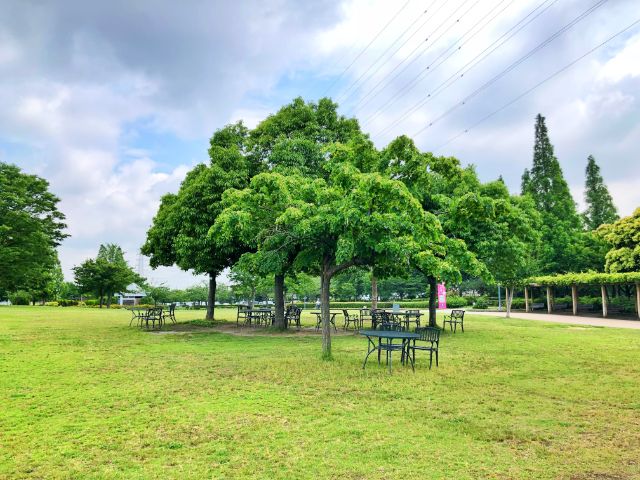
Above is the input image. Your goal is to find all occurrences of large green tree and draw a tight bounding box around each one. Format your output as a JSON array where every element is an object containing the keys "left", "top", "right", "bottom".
[
  {"left": 583, "top": 155, "right": 618, "bottom": 230},
  {"left": 214, "top": 98, "right": 368, "bottom": 328},
  {"left": 596, "top": 208, "right": 640, "bottom": 273},
  {"left": 521, "top": 114, "right": 582, "bottom": 273},
  {"left": 73, "top": 244, "right": 138, "bottom": 308},
  {"left": 142, "top": 123, "right": 254, "bottom": 320},
  {"left": 0, "top": 162, "right": 67, "bottom": 294},
  {"left": 381, "top": 137, "right": 491, "bottom": 325}
]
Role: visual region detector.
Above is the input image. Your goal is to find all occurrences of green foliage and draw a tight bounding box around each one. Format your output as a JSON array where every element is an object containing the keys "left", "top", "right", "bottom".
[
  {"left": 526, "top": 271, "right": 640, "bottom": 287},
  {"left": 473, "top": 296, "right": 489, "bottom": 309},
  {"left": 73, "top": 244, "right": 139, "bottom": 308},
  {"left": 596, "top": 208, "right": 640, "bottom": 273},
  {"left": 9, "top": 290, "right": 31, "bottom": 305},
  {"left": 583, "top": 155, "right": 618, "bottom": 230},
  {"left": 142, "top": 122, "right": 254, "bottom": 319},
  {"left": 0, "top": 162, "right": 67, "bottom": 293},
  {"left": 521, "top": 114, "right": 582, "bottom": 273},
  {"left": 58, "top": 299, "right": 79, "bottom": 307}
]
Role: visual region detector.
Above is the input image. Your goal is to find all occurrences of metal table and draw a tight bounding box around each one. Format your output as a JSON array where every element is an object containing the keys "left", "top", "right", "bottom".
[{"left": 359, "top": 329, "right": 420, "bottom": 372}]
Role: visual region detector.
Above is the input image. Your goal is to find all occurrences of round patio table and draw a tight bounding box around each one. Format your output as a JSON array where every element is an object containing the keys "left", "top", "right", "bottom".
[{"left": 359, "top": 329, "right": 421, "bottom": 372}]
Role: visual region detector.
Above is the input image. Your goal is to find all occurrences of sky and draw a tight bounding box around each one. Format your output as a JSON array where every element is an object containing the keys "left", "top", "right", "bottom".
[{"left": 1, "top": 0, "right": 639, "bottom": 288}]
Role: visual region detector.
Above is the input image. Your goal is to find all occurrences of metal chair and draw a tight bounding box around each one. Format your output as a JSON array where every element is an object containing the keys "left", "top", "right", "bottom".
[
  {"left": 376, "top": 315, "right": 407, "bottom": 365},
  {"left": 407, "top": 327, "right": 440, "bottom": 369},
  {"left": 142, "top": 307, "right": 163, "bottom": 330},
  {"left": 285, "top": 305, "right": 301, "bottom": 329},
  {"left": 442, "top": 309, "right": 465, "bottom": 333},
  {"left": 342, "top": 309, "right": 359, "bottom": 330},
  {"left": 165, "top": 303, "right": 177, "bottom": 324},
  {"left": 236, "top": 305, "right": 249, "bottom": 326}
]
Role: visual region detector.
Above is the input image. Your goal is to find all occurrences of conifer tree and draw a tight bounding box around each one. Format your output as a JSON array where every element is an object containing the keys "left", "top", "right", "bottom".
[
  {"left": 521, "top": 114, "right": 582, "bottom": 273},
  {"left": 583, "top": 155, "right": 618, "bottom": 230}
]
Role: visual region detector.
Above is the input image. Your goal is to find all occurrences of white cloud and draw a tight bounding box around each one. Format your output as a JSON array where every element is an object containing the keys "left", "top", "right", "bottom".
[{"left": 1, "top": 0, "right": 639, "bottom": 289}]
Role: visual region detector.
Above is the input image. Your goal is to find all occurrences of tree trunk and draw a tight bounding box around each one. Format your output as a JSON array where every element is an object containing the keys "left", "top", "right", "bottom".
[
  {"left": 505, "top": 286, "right": 514, "bottom": 318},
  {"left": 274, "top": 273, "right": 285, "bottom": 330},
  {"left": 428, "top": 276, "right": 437, "bottom": 327},
  {"left": 249, "top": 286, "right": 256, "bottom": 310},
  {"left": 321, "top": 270, "right": 332, "bottom": 360},
  {"left": 206, "top": 275, "right": 216, "bottom": 321},
  {"left": 371, "top": 274, "right": 378, "bottom": 309},
  {"left": 99, "top": 293, "right": 104, "bottom": 309}
]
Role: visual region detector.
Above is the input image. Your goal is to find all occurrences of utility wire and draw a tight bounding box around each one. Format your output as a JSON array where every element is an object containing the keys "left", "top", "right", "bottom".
[
  {"left": 322, "top": 0, "right": 412, "bottom": 96},
  {"left": 364, "top": 0, "right": 514, "bottom": 126},
  {"left": 353, "top": 0, "right": 477, "bottom": 111},
  {"left": 374, "top": 0, "right": 559, "bottom": 137},
  {"left": 336, "top": 0, "right": 439, "bottom": 104},
  {"left": 412, "top": 0, "right": 608, "bottom": 138},
  {"left": 431, "top": 17, "right": 640, "bottom": 152}
]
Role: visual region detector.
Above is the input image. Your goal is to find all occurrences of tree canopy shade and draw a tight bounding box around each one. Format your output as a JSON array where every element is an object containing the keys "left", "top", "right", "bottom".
[
  {"left": 142, "top": 122, "right": 254, "bottom": 320},
  {"left": 597, "top": 208, "right": 640, "bottom": 273},
  {"left": 522, "top": 114, "right": 582, "bottom": 274},
  {"left": 381, "top": 136, "right": 540, "bottom": 322},
  {"left": 73, "top": 244, "right": 139, "bottom": 308},
  {"left": 0, "top": 162, "right": 67, "bottom": 294}
]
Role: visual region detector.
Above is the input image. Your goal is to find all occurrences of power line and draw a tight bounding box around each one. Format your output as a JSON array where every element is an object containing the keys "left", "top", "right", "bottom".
[
  {"left": 373, "top": 0, "right": 559, "bottom": 137},
  {"left": 322, "top": 0, "right": 412, "bottom": 96},
  {"left": 412, "top": 0, "right": 608, "bottom": 138},
  {"left": 364, "top": 0, "right": 515, "bottom": 127},
  {"left": 336, "top": 0, "right": 439, "bottom": 104},
  {"left": 431, "top": 17, "right": 640, "bottom": 152},
  {"left": 352, "top": 0, "right": 477, "bottom": 111}
]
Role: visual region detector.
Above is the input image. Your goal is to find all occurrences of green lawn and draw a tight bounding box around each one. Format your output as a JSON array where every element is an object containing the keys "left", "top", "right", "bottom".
[{"left": 1, "top": 307, "right": 639, "bottom": 479}]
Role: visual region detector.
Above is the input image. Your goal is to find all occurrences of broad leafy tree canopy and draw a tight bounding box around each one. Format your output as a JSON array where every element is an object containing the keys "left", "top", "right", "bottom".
[{"left": 0, "top": 162, "right": 67, "bottom": 293}]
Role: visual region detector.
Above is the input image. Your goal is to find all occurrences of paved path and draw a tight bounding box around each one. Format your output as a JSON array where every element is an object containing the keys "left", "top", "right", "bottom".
[{"left": 467, "top": 310, "right": 640, "bottom": 330}]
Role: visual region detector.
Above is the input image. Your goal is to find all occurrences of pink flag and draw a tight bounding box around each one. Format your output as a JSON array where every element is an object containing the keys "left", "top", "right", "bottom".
[{"left": 437, "top": 283, "right": 447, "bottom": 309}]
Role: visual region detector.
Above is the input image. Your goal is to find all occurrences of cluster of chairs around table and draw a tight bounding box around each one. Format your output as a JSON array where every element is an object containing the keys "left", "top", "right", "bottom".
[
  {"left": 361, "top": 309, "right": 466, "bottom": 371},
  {"left": 128, "top": 303, "right": 177, "bottom": 330},
  {"left": 236, "top": 305, "right": 302, "bottom": 329}
]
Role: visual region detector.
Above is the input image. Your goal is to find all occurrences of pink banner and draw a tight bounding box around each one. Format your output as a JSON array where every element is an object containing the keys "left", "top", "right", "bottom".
[{"left": 437, "top": 283, "right": 447, "bottom": 309}]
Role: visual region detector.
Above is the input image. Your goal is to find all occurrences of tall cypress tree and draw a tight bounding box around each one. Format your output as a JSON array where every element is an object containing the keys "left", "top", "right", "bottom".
[
  {"left": 522, "top": 114, "right": 581, "bottom": 273},
  {"left": 583, "top": 155, "right": 618, "bottom": 230}
]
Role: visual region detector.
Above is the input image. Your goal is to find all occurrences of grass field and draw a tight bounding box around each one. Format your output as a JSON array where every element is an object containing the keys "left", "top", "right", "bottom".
[{"left": 1, "top": 306, "right": 639, "bottom": 479}]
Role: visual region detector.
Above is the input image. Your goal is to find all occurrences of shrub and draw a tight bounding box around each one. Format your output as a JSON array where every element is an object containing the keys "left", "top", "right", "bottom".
[
  {"left": 44, "top": 301, "right": 59, "bottom": 307},
  {"left": 9, "top": 291, "right": 31, "bottom": 305},
  {"left": 446, "top": 296, "right": 468, "bottom": 308},
  {"left": 473, "top": 296, "right": 489, "bottom": 309},
  {"left": 58, "top": 299, "right": 79, "bottom": 307},
  {"left": 85, "top": 299, "right": 98, "bottom": 306}
]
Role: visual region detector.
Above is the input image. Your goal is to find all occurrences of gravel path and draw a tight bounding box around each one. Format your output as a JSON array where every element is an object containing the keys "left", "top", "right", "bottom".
[{"left": 469, "top": 310, "right": 640, "bottom": 330}]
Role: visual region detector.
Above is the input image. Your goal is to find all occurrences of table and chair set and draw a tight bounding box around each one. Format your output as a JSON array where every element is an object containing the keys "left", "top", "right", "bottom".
[
  {"left": 235, "top": 303, "right": 466, "bottom": 373},
  {"left": 236, "top": 305, "right": 302, "bottom": 329},
  {"left": 360, "top": 309, "right": 466, "bottom": 373},
  {"left": 128, "top": 303, "right": 177, "bottom": 330}
]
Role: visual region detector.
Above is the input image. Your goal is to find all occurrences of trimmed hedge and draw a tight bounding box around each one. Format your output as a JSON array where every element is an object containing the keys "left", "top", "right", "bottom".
[{"left": 525, "top": 271, "right": 640, "bottom": 287}]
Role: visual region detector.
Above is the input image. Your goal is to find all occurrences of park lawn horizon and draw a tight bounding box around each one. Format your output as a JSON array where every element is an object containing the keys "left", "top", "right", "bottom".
[{"left": 1, "top": 307, "right": 639, "bottom": 479}]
